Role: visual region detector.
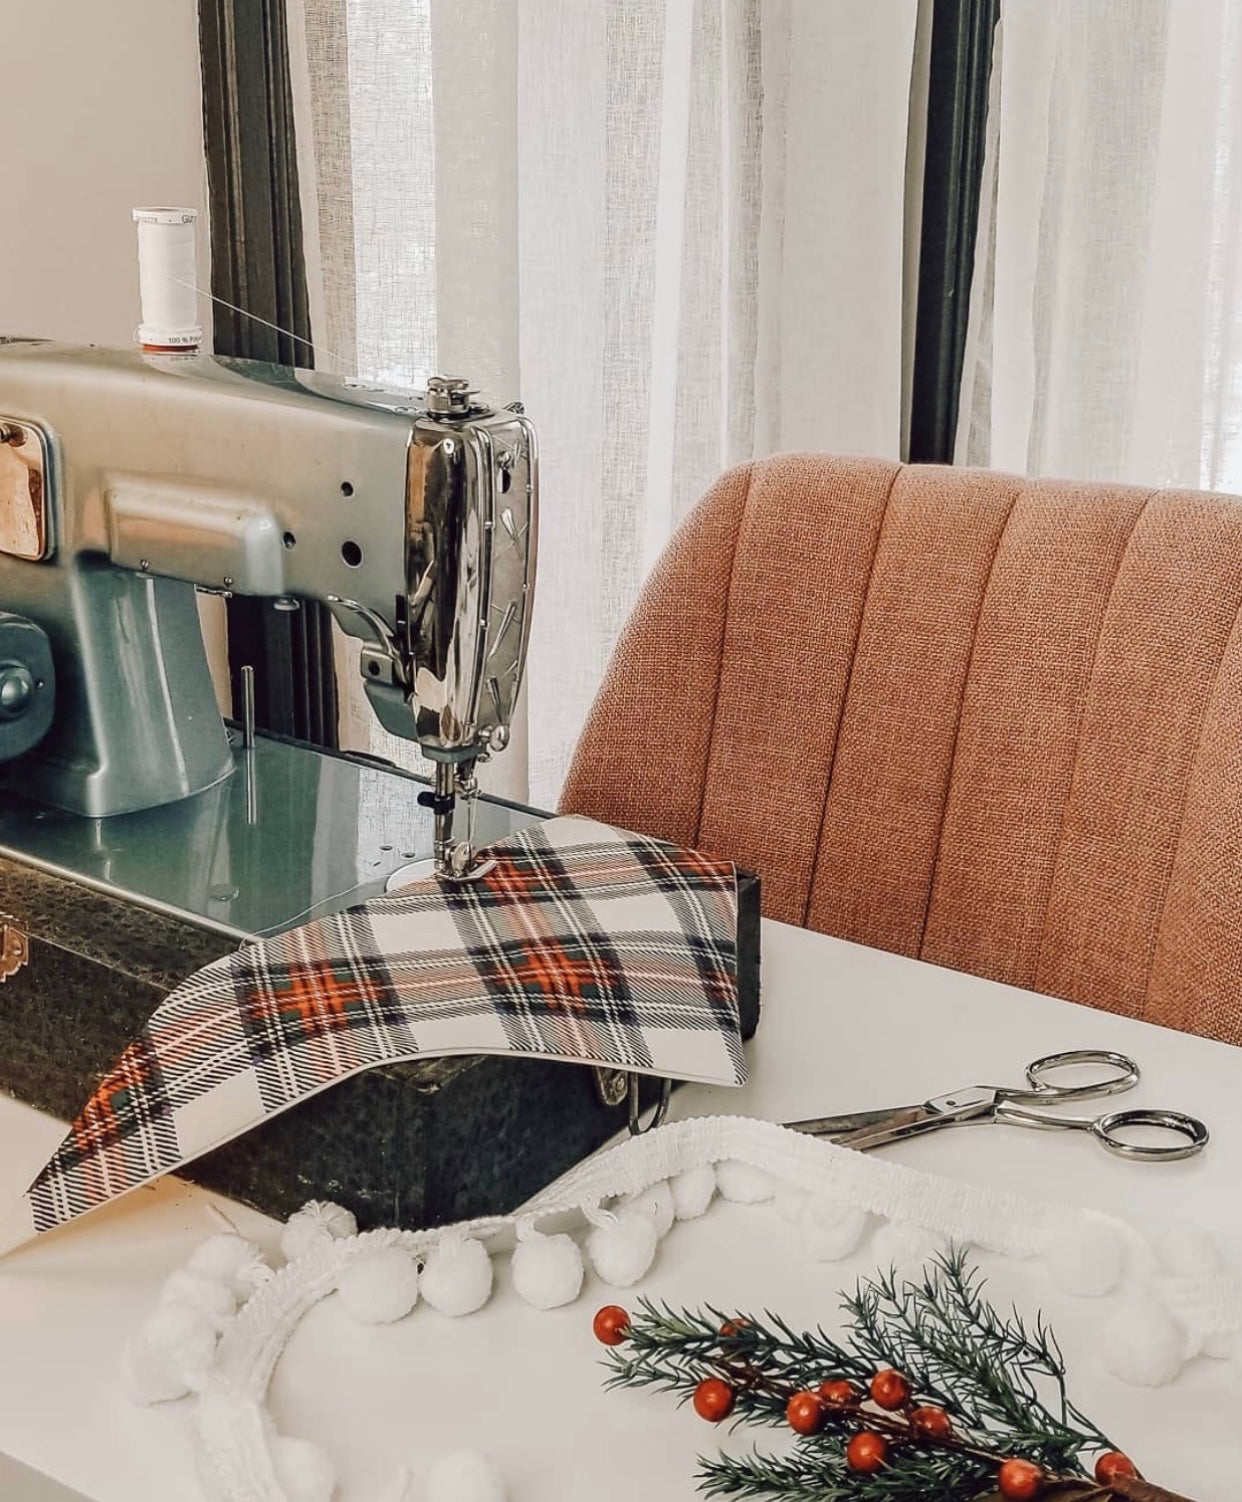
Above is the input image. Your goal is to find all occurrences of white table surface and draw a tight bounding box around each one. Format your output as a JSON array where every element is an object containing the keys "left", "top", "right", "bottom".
[{"left": 0, "top": 920, "right": 1238, "bottom": 1502}]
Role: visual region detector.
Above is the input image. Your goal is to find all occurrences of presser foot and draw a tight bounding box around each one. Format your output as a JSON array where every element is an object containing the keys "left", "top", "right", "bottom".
[
  {"left": 435, "top": 843, "right": 499, "bottom": 884},
  {"left": 417, "top": 762, "right": 499, "bottom": 883},
  {"left": 386, "top": 842, "right": 500, "bottom": 889}
]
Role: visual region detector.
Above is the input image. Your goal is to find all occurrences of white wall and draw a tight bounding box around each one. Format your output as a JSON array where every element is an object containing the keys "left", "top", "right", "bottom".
[
  {"left": 0, "top": 0, "right": 210, "bottom": 346},
  {"left": 1, "top": 0, "right": 230, "bottom": 711}
]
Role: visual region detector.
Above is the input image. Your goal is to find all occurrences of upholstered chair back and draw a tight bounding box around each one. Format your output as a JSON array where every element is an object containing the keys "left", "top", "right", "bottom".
[{"left": 560, "top": 455, "right": 1242, "bottom": 1044}]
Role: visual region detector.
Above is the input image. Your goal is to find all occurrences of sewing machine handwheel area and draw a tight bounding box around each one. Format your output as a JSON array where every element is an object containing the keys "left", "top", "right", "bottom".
[{"left": 0, "top": 611, "right": 53, "bottom": 761}]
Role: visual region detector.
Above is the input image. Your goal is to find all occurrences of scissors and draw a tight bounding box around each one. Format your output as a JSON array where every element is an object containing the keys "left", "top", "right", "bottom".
[{"left": 784, "top": 1049, "right": 1209, "bottom": 1161}]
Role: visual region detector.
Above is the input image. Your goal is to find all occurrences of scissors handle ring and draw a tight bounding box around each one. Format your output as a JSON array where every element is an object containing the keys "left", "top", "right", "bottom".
[
  {"left": 1092, "top": 1108, "right": 1209, "bottom": 1161},
  {"left": 1014, "top": 1049, "right": 1139, "bottom": 1104}
]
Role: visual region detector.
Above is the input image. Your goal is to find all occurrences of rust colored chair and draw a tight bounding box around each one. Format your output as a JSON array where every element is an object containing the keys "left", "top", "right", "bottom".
[{"left": 560, "top": 455, "right": 1242, "bottom": 1046}]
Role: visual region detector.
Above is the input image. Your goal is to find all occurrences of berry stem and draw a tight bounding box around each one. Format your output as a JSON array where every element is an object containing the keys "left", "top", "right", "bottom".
[
  {"left": 979, "top": 1485, "right": 1195, "bottom": 1502},
  {"left": 711, "top": 1357, "right": 1192, "bottom": 1499},
  {"left": 709, "top": 1355, "right": 1048, "bottom": 1472}
]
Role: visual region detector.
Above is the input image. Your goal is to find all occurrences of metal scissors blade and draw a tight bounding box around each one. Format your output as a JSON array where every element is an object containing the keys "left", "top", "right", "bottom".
[{"left": 785, "top": 1086, "right": 999, "bottom": 1150}]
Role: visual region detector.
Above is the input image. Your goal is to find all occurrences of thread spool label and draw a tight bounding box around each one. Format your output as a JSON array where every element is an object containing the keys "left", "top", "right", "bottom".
[{"left": 133, "top": 206, "right": 202, "bottom": 350}]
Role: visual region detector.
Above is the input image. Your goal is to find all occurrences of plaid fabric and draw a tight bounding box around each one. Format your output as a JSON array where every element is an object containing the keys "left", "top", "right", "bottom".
[{"left": 9, "top": 817, "right": 741, "bottom": 1245}]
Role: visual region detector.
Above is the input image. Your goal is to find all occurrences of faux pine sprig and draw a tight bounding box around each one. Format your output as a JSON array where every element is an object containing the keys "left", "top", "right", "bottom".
[{"left": 592, "top": 1250, "right": 1196, "bottom": 1502}]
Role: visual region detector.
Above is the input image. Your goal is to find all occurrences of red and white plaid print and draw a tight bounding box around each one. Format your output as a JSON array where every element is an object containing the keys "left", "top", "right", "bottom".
[{"left": 4, "top": 818, "right": 743, "bottom": 1248}]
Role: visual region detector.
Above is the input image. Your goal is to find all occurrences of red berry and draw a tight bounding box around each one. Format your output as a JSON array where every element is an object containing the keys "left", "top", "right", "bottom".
[
  {"left": 785, "top": 1390, "right": 826, "bottom": 1436},
  {"left": 719, "top": 1318, "right": 749, "bottom": 1338},
  {"left": 846, "top": 1431, "right": 889, "bottom": 1474},
  {"left": 997, "top": 1458, "right": 1045, "bottom": 1500},
  {"left": 816, "top": 1378, "right": 861, "bottom": 1409},
  {"left": 592, "top": 1305, "right": 630, "bottom": 1346},
  {"left": 1095, "top": 1452, "right": 1139, "bottom": 1485},
  {"left": 693, "top": 1377, "right": 736, "bottom": 1422},
  {"left": 869, "top": 1368, "right": 912, "bottom": 1410},
  {"left": 909, "top": 1404, "right": 953, "bottom": 1440}
]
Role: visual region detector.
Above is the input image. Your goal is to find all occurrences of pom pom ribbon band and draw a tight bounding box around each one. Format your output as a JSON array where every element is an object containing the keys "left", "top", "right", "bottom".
[{"left": 191, "top": 1115, "right": 1241, "bottom": 1501}]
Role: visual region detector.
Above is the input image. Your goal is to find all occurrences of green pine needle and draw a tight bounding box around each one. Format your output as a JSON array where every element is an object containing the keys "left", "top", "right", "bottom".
[{"left": 603, "top": 1249, "right": 1110, "bottom": 1501}]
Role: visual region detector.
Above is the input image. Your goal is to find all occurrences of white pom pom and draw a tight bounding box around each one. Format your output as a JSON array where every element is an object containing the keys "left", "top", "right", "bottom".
[
  {"left": 146, "top": 1302, "right": 220, "bottom": 1389},
  {"left": 1045, "top": 1218, "right": 1127, "bottom": 1298},
  {"left": 281, "top": 1201, "right": 358, "bottom": 1262},
  {"left": 420, "top": 1235, "right": 494, "bottom": 1317},
  {"left": 121, "top": 1303, "right": 219, "bottom": 1404},
  {"left": 120, "top": 1336, "right": 187, "bottom": 1406},
  {"left": 511, "top": 1229, "right": 584, "bottom": 1310},
  {"left": 1154, "top": 1226, "right": 1225, "bottom": 1280},
  {"left": 586, "top": 1211, "right": 659, "bottom": 1287},
  {"left": 1202, "top": 1329, "right": 1237, "bottom": 1360},
  {"left": 270, "top": 1434, "right": 336, "bottom": 1502},
  {"left": 870, "top": 1221, "right": 948, "bottom": 1270},
  {"left": 336, "top": 1246, "right": 419, "bottom": 1324},
  {"left": 426, "top": 1450, "right": 507, "bottom": 1502},
  {"left": 715, "top": 1161, "right": 775, "bottom": 1204},
  {"left": 800, "top": 1197, "right": 868, "bottom": 1261},
  {"left": 1103, "top": 1298, "right": 1187, "bottom": 1387},
  {"left": 774, "top": 1187, "right": 807, "bottom": 1225},
  {"left": 622, "top": 1182, "right": 676, "bottom": 1237},
  {"left": 671, "top": 1165, "right": 717, "bottom": 1221},
  {"left": 187, "top": 1232, "right": 270, "bottom": 1297},
  {"left": 159, "top": 1268, "right": 237, "bottom": 1326}
]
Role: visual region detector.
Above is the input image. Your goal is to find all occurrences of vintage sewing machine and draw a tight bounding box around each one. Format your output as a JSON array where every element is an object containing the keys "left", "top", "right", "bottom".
[
  {"left": 0, "top": 338, "right": 758, "bottom": 1229},
  {"left": 0, "top": 337, "right": 556, "bottom": 1223}
]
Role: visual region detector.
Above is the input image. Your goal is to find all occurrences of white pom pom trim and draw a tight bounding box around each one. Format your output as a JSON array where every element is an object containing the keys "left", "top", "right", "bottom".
[
  {"left": 281, "top": 1200, "right": 358, "bottom": 1262},
  {"left": 336, "top": 1245, "right": 419, "bottom": 1325},
  {"left": 159, "top": 1267, "right": 238, "bottom": 1327},
  {"left": 585, "top": 1209, "right": 659, "bottom": 1288},
  {"left": 510, "top": 1224, "right": 583, "bottom": 1310},
  {"left": 622, "top": 1181, "right": 676, "bottom": 1237},
  {"left": 420, "top": 1233, "right": 495, "bottom": 1318},
  {"left": 141, "top": 1114, "right": 1234, "bottom": 1501},
  {"left": 270, "top": 1433, "right": 336, "bottom": 1502},
  {"left": 123, "top": 1301, "right": 220, "bottom": 1404},
  {"left": 1102, "top": 1297, "right": 1188, "bottom": 1388},
  {"left": 426, "top": 1449, "right": 507, "bottom": 1502},
  {"left": 670, "top": 1164, "right": 717, "bottom": 1221},
  {"left": 800, "top": 1196, "right": 869, "bottom": 1262},
  {"left": 714, "top": 1160, "right": 775, "bottom": 1204},
  {"left": 186, "top": 1233, "right": 269, "bottom": 1296}
]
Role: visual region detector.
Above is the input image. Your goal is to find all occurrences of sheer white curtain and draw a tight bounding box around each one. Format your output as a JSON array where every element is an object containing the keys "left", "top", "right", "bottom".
[
  {"left": 958, "top": 0, "right": 1242, "bottom": 493},
  {"left": 291, "top": 0, "right": 918, "bottom": 807}
]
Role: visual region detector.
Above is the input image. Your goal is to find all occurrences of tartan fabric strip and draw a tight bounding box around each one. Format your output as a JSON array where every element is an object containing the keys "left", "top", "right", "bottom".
[{"left": 15, "top": 817, "right": 742, "bottom": 1242}]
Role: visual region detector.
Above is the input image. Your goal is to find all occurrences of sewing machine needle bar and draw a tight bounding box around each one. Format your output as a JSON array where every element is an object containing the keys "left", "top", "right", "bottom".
[{"left": 241, "top": 664, "right": 256, "bottom": 750}]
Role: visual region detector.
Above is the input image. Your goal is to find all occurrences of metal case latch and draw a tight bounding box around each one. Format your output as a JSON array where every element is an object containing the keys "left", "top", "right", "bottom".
[{"left": 0, "top": 914, "right": 29, "bottom": 982}]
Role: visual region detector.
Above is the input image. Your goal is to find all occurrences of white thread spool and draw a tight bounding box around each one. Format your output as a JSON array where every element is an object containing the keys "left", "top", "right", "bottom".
[{"left": 133, "top": 207, "right": 202, "bottom": 350}]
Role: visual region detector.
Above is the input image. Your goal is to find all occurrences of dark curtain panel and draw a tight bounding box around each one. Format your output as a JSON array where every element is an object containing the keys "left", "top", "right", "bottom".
[
  {"left": 198, "top": 0, "right": 339, "bottom": 746},
  {"left": 908, "top": 0, "right": 1001, "bottom": 465}
]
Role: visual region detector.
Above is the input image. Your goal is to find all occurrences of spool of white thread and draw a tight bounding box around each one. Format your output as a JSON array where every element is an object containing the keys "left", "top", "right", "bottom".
[{"left": 132, "top": 207, "right": 203, "bottom": 350}]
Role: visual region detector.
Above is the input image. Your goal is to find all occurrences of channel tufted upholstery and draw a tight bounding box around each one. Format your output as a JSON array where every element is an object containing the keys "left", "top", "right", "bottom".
[{"left": 560, "top": 455, "right": 1242, "bottom": 1046}]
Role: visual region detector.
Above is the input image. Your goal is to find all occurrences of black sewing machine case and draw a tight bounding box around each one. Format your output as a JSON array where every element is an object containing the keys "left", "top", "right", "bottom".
[{"left": 0, "top": 729, "right": 761, "bottom": 1229}]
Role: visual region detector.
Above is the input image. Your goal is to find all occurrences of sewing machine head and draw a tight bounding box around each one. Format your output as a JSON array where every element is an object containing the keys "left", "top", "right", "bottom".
[{"left": 0, "top": 339, "right": 537, "bottom": 878}]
